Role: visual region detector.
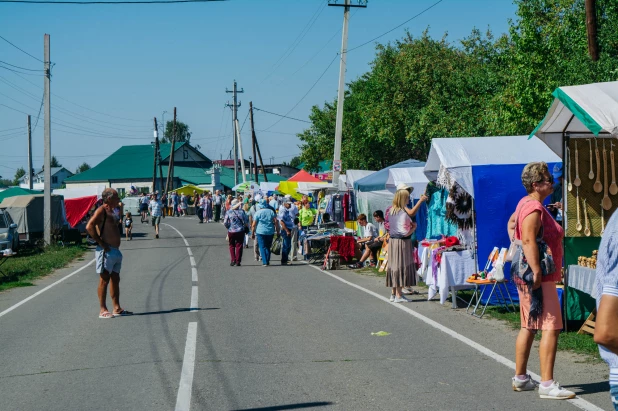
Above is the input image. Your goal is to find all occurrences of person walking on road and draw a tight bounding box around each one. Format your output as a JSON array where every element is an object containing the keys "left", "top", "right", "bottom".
[
  {"left": 507, "top": 162, "right": 575, "bottom": 400},
  {"left": 204, "top": 193, "right": 214, "bottom": 223},
  {"left": 149, "top": 193, "right": 163, "bottom": 239},
  {"left": 139, "top": 192, "right": 149, "bottom": 223},
  {"left": 248, "top": 197, "right": 261, "bottom": 261},
  {"left": 252, "top": 198, "right": 279, "bottom": 267},
  {"left": 214, "top": 190, "right": 223, "bottom": 222},
  {"left": 123, "top": 211, "right": 133, "bottom": 241},
  {"left": 278, "top": 198, "right": 295, "bottom": 266},
  {"left": 594, "top": 210, "right": 618, "bottom": 410},
  {"left": 224, "top": 199, "right": 249, "bottom": 266},
  {"left": 86, "top": 188, "right": 133, "bottom": 319},
  {"left": 180, "top": 193, "right": 188, "bottom": 216}
]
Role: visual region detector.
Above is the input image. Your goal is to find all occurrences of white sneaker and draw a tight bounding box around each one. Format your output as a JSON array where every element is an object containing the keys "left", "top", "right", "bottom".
[
  {"left": 389, "top": 294, "right": 395, "bottom": 302},
  {"left": 538, "top": 381, "right": 576, "bottom": 400},
  {"left": 512, "top": 375, "right": 538, "bottom": 391},
  {"left": 393, "top": 295, "right": 411, "bottom": 303}
]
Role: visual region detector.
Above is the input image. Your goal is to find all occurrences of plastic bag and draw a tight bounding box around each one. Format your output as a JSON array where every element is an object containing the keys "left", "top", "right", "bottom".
[{"left": 271, "top": 235, "right": 282, "bottom": 255}]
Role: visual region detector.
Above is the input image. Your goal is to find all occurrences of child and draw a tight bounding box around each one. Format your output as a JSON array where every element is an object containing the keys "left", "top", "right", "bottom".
[{"left": 124, "top": 211, "right": 133, "bottom": 240}]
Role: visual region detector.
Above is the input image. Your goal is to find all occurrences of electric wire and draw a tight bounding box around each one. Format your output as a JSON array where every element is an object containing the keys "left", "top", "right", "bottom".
[
  {"left": 0, "top": 34, "right": 44, "bottom": 63},
  {"left": 0, "top": 0, "right": 225, "bottom": 3},
  {"left": 261, "top": 52, "right": 339, "bottom": 132},
  {"left": 253, "top": 107, "right": 311, "bottom": 124},
  {"left": 0, "top": 60, "right": 43, "bottom": 72},
  {"left": 0, "top": 64, "right": 44, "bottom": 76},
  {"left": 346, "top": 0, "right": 444, "bottom": 53},
  {"left": 0, "top": 126, "right": 23, "bottom": 134}
]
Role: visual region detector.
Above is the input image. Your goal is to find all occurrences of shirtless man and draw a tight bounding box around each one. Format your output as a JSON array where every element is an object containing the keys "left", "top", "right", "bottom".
[{"left": 86, "top": 188, "right": 132, "bottom": 319}]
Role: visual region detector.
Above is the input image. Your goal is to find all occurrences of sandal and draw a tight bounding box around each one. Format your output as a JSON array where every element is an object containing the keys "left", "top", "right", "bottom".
[
  {"left": 99, "top": 311, "right": 113, "bottom": 319},
  {"left": 112, "top": 310, "right": 134, "bottom": 317}
]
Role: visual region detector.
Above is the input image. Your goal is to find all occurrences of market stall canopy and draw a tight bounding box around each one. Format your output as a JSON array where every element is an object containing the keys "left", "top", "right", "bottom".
[
  {"left": 0, "top": 187, "right": 41, "bottom": 203},
  {"left": 53, "top": 185, "right": 105, "bottom": 200},
  {"left": 232, "top": 181, "right": 257, "bottom": 192},
  {"left": 172, "top": 184, "right": 206, "bottom": 196},
  {"left": 64, "top": 195, "right": 98, "bottom": 227},
  {"left": 288, "top": 169, "right": 323, "bottom": 183},
  {"left": 277, "top": 181, "right": 303, "bottom": 201},
  {"left": 386, "top": 168, "right": 429, "bottom": 198},
  {"left": 0, "top": 194, "right": 66, "bottom": 234},
  {"left": 345, "top": 170, "right": 375, "bottom": 190},
  {"left": 259, "top": 182, "right": 280, "bottom": 195},
  {"left": 295, "top": 181, "right": 331, "bottom": 195},
  {"left": 354, "top": 159, "right": 424, "bottom": 192},
  {"left": 424, "top": 136, "right": 560, "bottom": 198},
  {"left": 531, "top": 81, "right": 618, "bottom": 157}
]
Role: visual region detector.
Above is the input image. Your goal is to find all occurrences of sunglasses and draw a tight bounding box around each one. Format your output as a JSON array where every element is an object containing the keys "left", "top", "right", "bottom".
[{"left": 536, "top": 175, "right": 554, "bottom": 185}]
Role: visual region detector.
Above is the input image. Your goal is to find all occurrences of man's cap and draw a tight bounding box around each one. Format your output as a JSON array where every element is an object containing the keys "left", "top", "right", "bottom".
[
  {"left": 231, "top": 199, "right": 242, "bottom": 209},
  {"left": 552, "top": 163, "right": 563, "bottom": 180}
]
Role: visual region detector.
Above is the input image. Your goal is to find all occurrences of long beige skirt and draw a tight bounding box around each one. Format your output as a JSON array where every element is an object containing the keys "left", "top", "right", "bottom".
[{"left": 386, "top": 238, "right": 417, "bottom": 288}]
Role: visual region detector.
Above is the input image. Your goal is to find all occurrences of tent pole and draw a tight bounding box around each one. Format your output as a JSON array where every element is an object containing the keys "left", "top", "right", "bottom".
[
  {"left": 563, "top": 132, "right": 569, "bottom": 332},
  {"left": 471, "top": 197, "right": 479, "bottom": 275}
]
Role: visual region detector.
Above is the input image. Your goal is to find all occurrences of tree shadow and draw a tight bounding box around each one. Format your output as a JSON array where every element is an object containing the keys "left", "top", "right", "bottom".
[{"left": 232, "top": 402, "right": 333, "bottom": 411}]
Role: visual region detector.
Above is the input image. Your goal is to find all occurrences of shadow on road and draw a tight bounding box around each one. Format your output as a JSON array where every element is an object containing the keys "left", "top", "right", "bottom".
[
  {"left": 231, "top": 402, "right": 333, "bottom": 411},
  {"left": 131, "top": 307, "right": 219, "bottom": 316},
  {"left": 563, "top": 380, "right": 610, "bottom": 395}
]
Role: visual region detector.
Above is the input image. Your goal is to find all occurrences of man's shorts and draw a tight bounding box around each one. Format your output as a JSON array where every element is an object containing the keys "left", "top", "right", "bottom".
[
  {"left": 96, "top": 246, "right": 123, "bottom": 274},
  {"left": 151, "top": 216, "right": 161, "bottom": 226},
  {"left": 139, "top": 203, "right": 148, "bottom": 212},
  {"left": 366, "top": 240, "right": 383, "bottom": 252}
]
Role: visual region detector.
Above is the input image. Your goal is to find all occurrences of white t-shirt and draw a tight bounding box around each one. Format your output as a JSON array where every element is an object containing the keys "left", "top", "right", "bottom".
[{"left": 363, "top": 222, "right": 378, "bottom": 240}]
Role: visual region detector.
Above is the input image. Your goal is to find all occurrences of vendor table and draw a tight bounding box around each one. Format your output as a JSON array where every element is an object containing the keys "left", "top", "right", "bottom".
[
  {"left": 304, "top": 231, "right": 356, "bottom": 264},
  {"left": 425, "top": 250, "right": 476, "bottom": 308},
  {"left": 567, "top": 265, "right": 597, "bottom": 298}
]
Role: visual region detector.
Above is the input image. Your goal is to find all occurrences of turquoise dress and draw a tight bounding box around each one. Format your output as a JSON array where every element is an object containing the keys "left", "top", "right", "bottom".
[{"left": 425, "top": 184, "right": 458, "bottom": 239}]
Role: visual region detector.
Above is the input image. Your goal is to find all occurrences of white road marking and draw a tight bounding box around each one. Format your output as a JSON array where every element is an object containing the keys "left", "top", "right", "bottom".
[
  {"left": 0, "top": 259, "right": 95, "bottom": 320},
  {"left": 187, "top": 248, "right": 193, "bottom": 256},
  {"left": 189, "top": 256, "right": 196, "bottom": 267},
  {"left": 305, "top": 264, "right": 604, "bottom": 411},
  {"left": 183, "top": 239, "right": 189, "bottom": 246},
  {"left": 190, "top": 286, "right": 198, "bottom": 311},
  {"left": 192, "top": 267, "right": 198, "bottom": 283},
  {"left": 175, "top": 322, "right": 197, "bottom": 411}
]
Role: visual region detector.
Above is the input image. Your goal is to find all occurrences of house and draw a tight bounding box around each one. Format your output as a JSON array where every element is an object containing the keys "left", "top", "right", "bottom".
[
  {"left": 214, "top": 160, "right": 299, "bottom": 179},
  {"left": 64, "top": 142, "right": 284, "bottom": 195},
  {"left": 20, "top": 167, "right": 74, "bottom": 190}
]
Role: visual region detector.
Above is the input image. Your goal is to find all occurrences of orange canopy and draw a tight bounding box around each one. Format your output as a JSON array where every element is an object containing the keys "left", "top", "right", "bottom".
[{"left": 287, "top": 169, "right": 323, "bottom": 183}]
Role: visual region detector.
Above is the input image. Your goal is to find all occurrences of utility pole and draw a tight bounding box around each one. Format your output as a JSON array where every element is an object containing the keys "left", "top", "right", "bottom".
[
  {"left": 235, "top": 117, "right": 247, "bottom": 183},
  {"left": 152, "top": 117, "right": 159, "bottom": 192},
  {"left": 164, "top": 107, "right": 177, "bottom": 194},
  {"left": 226, "top": 80, "right": 243, "bottom": 186},
  {"left": 585, "top": 0, "right": 599, "bottom": 61},
  {"left": 27, "top": 115, "right": 33, "bottom": 190},
  {"left": 43, "top": 34, "right": 52, "bottom": 245},
  {"left": 329, "top": 0, "right": 367, "bottom": 184},
  {"left": 255, "top": 134, "right": 268, "bottom": 182},
  {"left": 249, "top": 102, "right": 258, "bottom": 182}
]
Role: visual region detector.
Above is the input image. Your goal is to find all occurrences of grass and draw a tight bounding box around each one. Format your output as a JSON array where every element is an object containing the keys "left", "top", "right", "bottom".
[{"left": 0, "top": 244, "right": 87, "bottom": 292}]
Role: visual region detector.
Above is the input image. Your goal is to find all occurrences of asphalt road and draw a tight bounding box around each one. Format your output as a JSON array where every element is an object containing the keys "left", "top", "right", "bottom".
[{"left": 0, "top": 217, "right": 611, "bottom": 410}]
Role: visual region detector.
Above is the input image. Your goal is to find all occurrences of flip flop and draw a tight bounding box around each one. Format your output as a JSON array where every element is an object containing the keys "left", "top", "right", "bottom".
[
  {"left": 112, "top": 310, "right": 134, "bottom": 317},
  {"left": 99, "top": 311, "right": 113, "bottom": 319}
]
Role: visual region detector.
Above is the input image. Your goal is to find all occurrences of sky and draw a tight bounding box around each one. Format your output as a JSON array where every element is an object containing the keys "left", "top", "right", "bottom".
[{"left": 0, "top": 0, "right": 519, "bottom": 179}]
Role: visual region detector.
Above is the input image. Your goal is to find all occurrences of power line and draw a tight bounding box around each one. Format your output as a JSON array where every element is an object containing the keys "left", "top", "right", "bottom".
[
  {"left": 0, "top": 0, "right": 225, "bottom": 3},
  {"left": 260, "top": 0, "right": 328, "bottom": 84},
  {"left": 253, "top": 107, "right": 311, "bottom": 124},
  {"left": 346, "top": 0, "right": 444, "bottom": 53},
  {"left": 0, "top": 126, "right": 23, "bottom": 134},
  {"left": 261, "top": 53, "right": 339, "bottom": 132},
  {"left": 239, "top": 110, "right": 250, "bottom": 133},
  {"left": 0, "top": 64, "right": 44, "bottom": 76},
  {"left": 0, "top": 34, "right": 44, "bottom": 63},
  {"left": 0, "top": 103, "right": 29, "bottom": 115},
  {"left": 0, "top": 60, "right": 43, "bottom": 72}
]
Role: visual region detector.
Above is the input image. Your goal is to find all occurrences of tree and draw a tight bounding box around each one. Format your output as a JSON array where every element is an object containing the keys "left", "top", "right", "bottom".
[
  {"left": 0, "top": 177, "right": 13, "bottom": 187},
  {"left": 162, "top": 120, "right": 192, "bottom": 144},
  {"left": 13, "top": 167, "right": 26, "bottom": 185},
  {"left": 75, "top": 162, "right": 91, "bottom": 174},
  {"left": 289, "top": 156, "right": 302, "bottom": 168},
  {"left": 50, "top": 156, "right": 62, "bottom": 168}
]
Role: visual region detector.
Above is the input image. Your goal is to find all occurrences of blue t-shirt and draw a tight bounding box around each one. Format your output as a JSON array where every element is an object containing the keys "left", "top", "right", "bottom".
[{"left": 253, "top": 208, "right": 277, "bottom": 235}]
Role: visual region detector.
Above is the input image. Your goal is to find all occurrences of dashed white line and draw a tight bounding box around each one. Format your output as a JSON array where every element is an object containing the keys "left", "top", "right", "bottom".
[
  {"left": 190, "top": 286, "right": 198, "bottom": 311},
  {"left": 175, "top": 322, "right": 197, "bottom": 411},
  {"left": 0, "top": 259, "right": 95, "bottom": 320},
  {"left": 192, "top": 268, "right": 198, "bottom": 283},
  {"left": 305, "top": 263, "right": 604, "bottom": 411},
  {"left": 187, "top": 248, "right": 193, "bottom": 256},
  {"left": 189, "top": 256, "right": 196, "bottom": 267}
]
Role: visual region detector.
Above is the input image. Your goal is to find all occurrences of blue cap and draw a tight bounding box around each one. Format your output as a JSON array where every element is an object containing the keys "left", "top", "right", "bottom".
[{"left": 552, "top": 163, "right": 563, "bottom": 180}]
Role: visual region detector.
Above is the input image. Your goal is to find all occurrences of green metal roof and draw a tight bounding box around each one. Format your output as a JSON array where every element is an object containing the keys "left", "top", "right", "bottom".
[{"left": 0, "top": 187, "right": 42, "bottom": 203}]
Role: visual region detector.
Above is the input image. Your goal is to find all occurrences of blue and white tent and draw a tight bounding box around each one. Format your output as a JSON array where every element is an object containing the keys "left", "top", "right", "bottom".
[{"left": 424, "top": 136, "right": 562, "bottom": 302}]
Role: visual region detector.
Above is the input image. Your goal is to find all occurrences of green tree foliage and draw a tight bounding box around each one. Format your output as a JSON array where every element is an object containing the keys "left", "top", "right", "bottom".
[
  {"left": 13, "top": 167, "right": 26, "bottom": 185},
  {"left": 289, "top": 156, "right": 302, "bottom": 168},
  {"left": 163, "top": 121, "right": 192, "bottom": 144},
  {"left": 50, "top": 156, "right": 62, "bottom": 168},
  {"left": 298, "top": 0, "right": 618, "bottom": 170},
  {"left": 75, "top": 162, "right": 91, "bottom": 174}
]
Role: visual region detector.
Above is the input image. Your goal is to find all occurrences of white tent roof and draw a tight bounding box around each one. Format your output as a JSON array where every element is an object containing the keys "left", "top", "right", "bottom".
[
  {"left": 532, "top": 81, "right": 618, "bottom": 157},
  {"left": 53, "top": 185, "right": 106, "bottom": 200},
  {"left": 259, "top": 182, "right": 280, "bottom": 193},
  {"left": 296, "top": 181, "right": 332, "bottom": 194},
  {"left": 385, "top": 168, "right": 429, "bottom": 199},
  {"left": 345, "top": 170, "right": 375, "bottom": 189},
  {"left": 424, "top": 136, "right": 561, "bottom": 198}
]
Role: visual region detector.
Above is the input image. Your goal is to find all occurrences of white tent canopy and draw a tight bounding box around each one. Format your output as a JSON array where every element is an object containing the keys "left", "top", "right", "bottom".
[
  {"left": 424, "top": 136, "right": 561, "bottom": 198},
  {"left": 345, "top": 170, "right": 375, "bottom": 189},
  {"left": 531, "top": 81, "right": 618, "bottom": 157},
  {"left": 259, "top": 182, "right": 279, "bottom": 194},
  {"left": 385, "top": 168, "right": 429, "bottom": 198},
  {"left": 296, "top": 181, "right": 331, "bottom": 194}
]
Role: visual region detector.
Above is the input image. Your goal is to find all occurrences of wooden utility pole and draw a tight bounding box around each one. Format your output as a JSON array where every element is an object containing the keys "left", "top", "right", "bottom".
[
  {"left": 43, "top": 34, "right": 52, "bottom": 245},
  {"left": 254, "top": 129, "right": 268, "bottom": 182},
  {"left": 585, "top": 0, "right": 599, "bottom": 61},
  {"left": 27, "top": 115, "right": 33, "bottom": 190},
  {"left": 249, "top": 102, "right": 258, "bottom": 182},
  {"left": 164, "top": 107, "right": 177, "bottom": 194}
]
